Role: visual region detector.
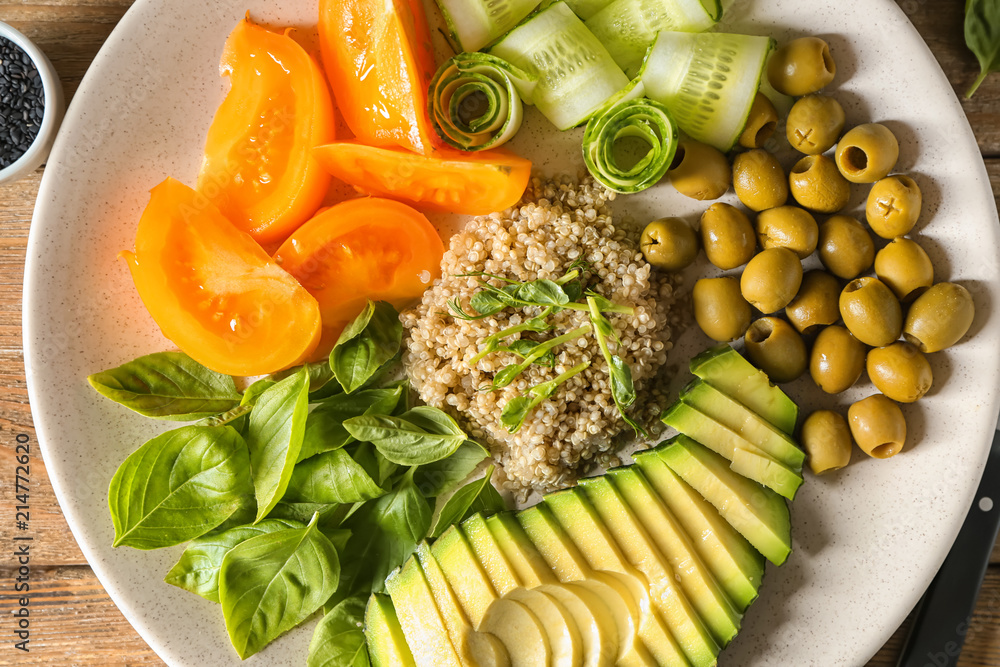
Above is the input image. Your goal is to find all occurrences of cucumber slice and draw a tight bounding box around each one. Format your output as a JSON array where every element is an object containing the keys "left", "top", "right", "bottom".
[
  {"left": 586, "top": 0, "right": 720, "bottom": 77},
  {"left": 429, "top": 53, "right": 537, "bottom": 151},
  {"left": 489, "top": 2, "right": 631, "bottom": 131},
  {"left": 582, "top": 96, "right": 678, "bottom": 194},
  {"left": 435, "top": 0, "right": 543, "bottom": 52},
  {"left": 642, "top": 31, "right": 775, "bottom": 152}
]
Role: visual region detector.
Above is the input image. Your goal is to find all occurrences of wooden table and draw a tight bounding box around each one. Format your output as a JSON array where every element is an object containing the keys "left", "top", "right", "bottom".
[{"left": 0, "top": 1, "right": 997, "bottom": 665}]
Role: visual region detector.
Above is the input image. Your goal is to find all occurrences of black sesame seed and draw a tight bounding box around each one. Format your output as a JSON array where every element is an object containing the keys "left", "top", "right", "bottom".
[{"left": 0, "top": 37, "right": 45, "bottom": 169}]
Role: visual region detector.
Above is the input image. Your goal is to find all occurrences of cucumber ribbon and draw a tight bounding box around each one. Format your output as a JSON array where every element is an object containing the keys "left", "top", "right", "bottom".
[
  {"left": 583, "top": 97, "right": 679, "bottom": 194},
  {"left": 429, "top": 53, "right": 538, "bottom": 151}
]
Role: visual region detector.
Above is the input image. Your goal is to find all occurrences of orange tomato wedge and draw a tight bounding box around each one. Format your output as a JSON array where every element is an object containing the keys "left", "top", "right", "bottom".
[
  {"left": 319, "top": 0, "right": 438, "bottom": 155},
  {"left": 198, "top": 16, "right": 336, "bottom": 247},
  {"left": 313, "top": 141, "right": 532, "bottom": 216},
  {"left": 273, "top": 197, "right": 445, "bottom": 355},
  {"left": 122, "top": 178, "right": 322, "bottom": 376}
]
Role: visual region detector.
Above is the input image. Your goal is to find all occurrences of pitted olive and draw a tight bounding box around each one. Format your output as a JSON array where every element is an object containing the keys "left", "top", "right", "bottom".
[
  {"left": 801, "top": 410, "right": 853, "bottom": 475},
  {"left": 866, "top": 342, "right": 933, "bottom": 403},
  {"left": 700, "top": 203, "right": 756, "bottom": 270},
  {"left": 668, "top": 140, "right": 732, "bottom": 200},
  {"left": 839, "top": 276, "right": 903, "bottom": 347},
  {"left": 866, "top": 175, "right": 922, "bottom": 239},
  {"left": 903, "top": 282, "right": 975, "bottom": 353},
  {"left": 640, "top": 217, "right": 699, "bottom": 271},
  {"left": 835, "top": 123, "right": 899, "bottom": 184},
  {"left": 693, "top": 277, "right": 752, "bottom": 342},
  {"left": 874, "top": 237, "right": 934, "bottom": 302},
  {"left": 818, "top": 215, "right": 875, "bottom": 280},
  {"left": 848, "top": 394, "right": 906, "bottom": 459},
  {"left": 744, "top": 317, "right": 808, "bottom": 383},
  {"left": 789, "top": 154, "right": 851, "bottom": 214},
  {"left": 786, "top": 95, "right": 845, "bottom": 155},
  {"left": 786, "top": 270, "right": 841, "bottom": 334},
  {"left": 755, "top": 206, "right": 819, "bottom": 259},
  {"left": 739, "top": 93, "right": 779, "bottom": 149},
  {"left": 810, "top": 325, "right": 866, "bottom": 394},
  {"left": 733, "top": 149, "right": 788, "bottom": 212},
  {"left": 740, "top": 247, "right": 803, "bottom": 313},
  {"left": 767, "top": 37, "right": 837, "bottom": 97}
]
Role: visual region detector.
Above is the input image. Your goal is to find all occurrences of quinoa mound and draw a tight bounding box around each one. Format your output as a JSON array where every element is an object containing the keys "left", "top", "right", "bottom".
[{"left": 402, "top": 176, "right": 679, "bottom": 496}]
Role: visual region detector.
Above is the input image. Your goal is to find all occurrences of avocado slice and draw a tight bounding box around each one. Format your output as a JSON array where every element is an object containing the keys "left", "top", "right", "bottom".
[
  {"left": 384, "top": 559, "right": 463, "bottom": 666},
  {"left": 633, "top": 450, "right": 764, "bottom": 611},
  {"left": 518, "top": 504, "right": 657, "bottom": 667},
  {"left": 690, "top": 345, "right": 797, "bottom": 434},
  {"left": 578, "top": 476, "right": 721, "bottom": 667},
  {"left": 657, "top": 435, "right": 792, "bottom": 565},
  {"left": 681, "top": 379, "right": 805, "bottom": 470},
  {"left": 431, "top": 524, "right": 501, "bottom": 627},
  {"left": 662, "top": 401, "right": 803, "bottom": 500},
  {"left": 608, "top": 466, "right": 742, "bottom": 647},
  {"left": 544, "top": 489, "right": 695, "bottom": 667},
  {"left": 479, "top": 598, "right": 551, "bottom": 667},
  {"left": 365, "top": 593, "right": 416, "bottom": 667},
  {"left": 461, "top": 513, "right": 520, "bottom": 596},
  {"left": 505, "top": 587, "right": 583, "bottom": 666},
  {"left": 486, "top": 512, "right": 558, "bottom": 588},
  {"left": 414, "top": 542, "right": 510, "bottom": 666}
]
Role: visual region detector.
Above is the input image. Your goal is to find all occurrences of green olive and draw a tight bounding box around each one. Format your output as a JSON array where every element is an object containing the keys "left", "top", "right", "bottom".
[
  {"left": 839, "top": 276, "right": 903, "bottom": 347},
  {"left": 744, "top": 317, "right": 808, "bottom": 383},
  {"left": 874, "top": 237, "right": 934, "bottom": 302},
  {"left": 755, "top": 206, "right": 818, "bottom": 259},
  {"left": 848, "top": 394, "right": 906, "bottom": 459},
  {"left": 789, "top": 154, "right": 851, "bottom": 214},
  {"left": 903, "top": 282, "right": 975, "bottom": 353},
  {"left": 801, "top": 410, "right": 853, "bottom": 475},
  {"left": 866, "top": 342, "right": 933, "bottom": 403},
  {"left": 740, "top": 247, "right": 803, "bottom": 313},
  {"left": 835, "top": 123, "right": 900, "bottom": 184},
  {"left": 699, "top": 203, "right": 756, "bottom": 270},
  {"left": 668, "top": 140, "right": 732, "bottom": 200},
  {"left": 786, "top": 270, "right": 841, "bottom": 334},
  {"left": 693, "top": 277, "right": 753, "bottom": 342},
  {"left": 866, "top": 175, "right": 922, "bottom": 239},
  {"left": 786, "top": 94, "right": 846, "bottom": 155},
  {"left": 738, "top": 92, "right": 779, "bottom": 149},
  {"left": 733, "top": 149, "right": 788, "bottom": 212},
  {"left": 640, "top": 217, "right": 699, "bottom": 271},
  {"left": 766, "top": 36, "right": 836, "bottom": 97},
  {"left": 810, "top": 325, "right": 866, "bottom": 394},
  {"left": 818, "top": 215, "right": 875, "bottom": 280}
]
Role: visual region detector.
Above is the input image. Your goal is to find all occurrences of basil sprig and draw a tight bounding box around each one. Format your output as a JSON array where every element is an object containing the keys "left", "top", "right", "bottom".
[{"left": 331, "top": 301, "right": 403, "bottom": 393}]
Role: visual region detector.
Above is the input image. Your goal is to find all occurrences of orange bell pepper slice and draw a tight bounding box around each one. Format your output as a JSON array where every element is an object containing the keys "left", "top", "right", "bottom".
[
  {"left": 319, "top": 0, "right": 438, "bottom": 155},
  {"left": 198, "top": 16, "right": 336, "bottom": 247},
  {"left": 273, "top": 197, "right": 445, "bottom": 355},
  {"left": 122, "top": 178, "right": 322, "bottom": 376},
  {"left": 313, "top": 141, "right": 532, "bottom": 216}
]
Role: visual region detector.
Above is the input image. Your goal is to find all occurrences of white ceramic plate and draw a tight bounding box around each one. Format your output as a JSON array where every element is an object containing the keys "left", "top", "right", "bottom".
[{"left": 23, "top": 0, "right": 1000, "bottom": 665}]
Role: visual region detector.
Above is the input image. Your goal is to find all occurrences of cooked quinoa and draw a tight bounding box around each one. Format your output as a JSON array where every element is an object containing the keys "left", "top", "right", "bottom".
[{"left": 402, "top": 175, "right": 680, "bottom": 495}]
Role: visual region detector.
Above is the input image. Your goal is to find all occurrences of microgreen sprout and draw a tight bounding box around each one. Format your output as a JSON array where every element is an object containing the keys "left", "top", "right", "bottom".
[
  {"left": 469, "top": 307, "right": 556, "bottom": 366},
  {"left": 587, "top": 296, "right": 645, "bottom": 437},
  {"left": 500, "top": 361, "right": 591, "bottom": 433},
  {"left": 481, "top": 324, "right": 592, "bottom": 392}
]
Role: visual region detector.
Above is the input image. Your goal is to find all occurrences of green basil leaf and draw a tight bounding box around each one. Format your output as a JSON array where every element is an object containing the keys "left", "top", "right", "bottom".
[
  {"left": 344, "top": 406, "right": 467, "bottom": 465},
  {"left": 220, "top": 513, "right": 341, "bottom": 659},
  {"left": 412, "top": 440, "right": 489, "bottom": 497},
  {"left": 213, "top": 495, "right": 258, "bottom": 533},
  {"left": 285, "top": 449, "right": 387, "bottom": 504},
  {"left": 331, "top": 301, "right": 403, "bottom": 393},
  {"left": 308, "top": 360, "right": 337, "bottom": 392},
  {"left": 609, "top": 355, "right": 637, "bottom": 408},
  {"left": 307, "top": 597, "right": 371, "bottom": 667},
  {"left": 298, "top": 386, "right": 404, "bottom": 463},
  {"left": 247, "top": 367, "right": 311, "bottom": 522},
  {"left": 966, "top": 0, "right": 1000, "bottom": 97},
  {"left": 108, "top": 424, "right": 253, "bottom": 549},
  {"left": 164, "top": 518, "right": 303, "bottom": 603},
  {"left": 337, "top": 470, "right": 431, "bottom": 598},
  {"left": 88, "top": 351, "right": 241, "bottom": 420},
  {"left": 430, "top": 466, "right": 505, "bottom": 538}
]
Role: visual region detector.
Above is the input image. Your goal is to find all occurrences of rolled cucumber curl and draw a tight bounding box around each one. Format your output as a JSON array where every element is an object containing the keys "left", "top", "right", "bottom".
[{"left": 583, "top": 96, "right": 679, "bottom": 194}]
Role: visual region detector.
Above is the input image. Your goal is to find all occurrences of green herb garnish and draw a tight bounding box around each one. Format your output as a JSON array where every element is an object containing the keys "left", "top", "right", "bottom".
[{"left": 965, "top": 0, "right": 1000, "bottom": 98}]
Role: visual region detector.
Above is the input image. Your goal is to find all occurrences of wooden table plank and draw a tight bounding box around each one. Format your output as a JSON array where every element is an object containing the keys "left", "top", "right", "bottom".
[{"left": 0, "top": 0, "right": 998, "bottom": 665}]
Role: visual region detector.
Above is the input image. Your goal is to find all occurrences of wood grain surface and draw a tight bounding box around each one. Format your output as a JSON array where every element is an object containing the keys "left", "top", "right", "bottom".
[{"left": 0, "top": 0, "right": 998, "bottom": 665}]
